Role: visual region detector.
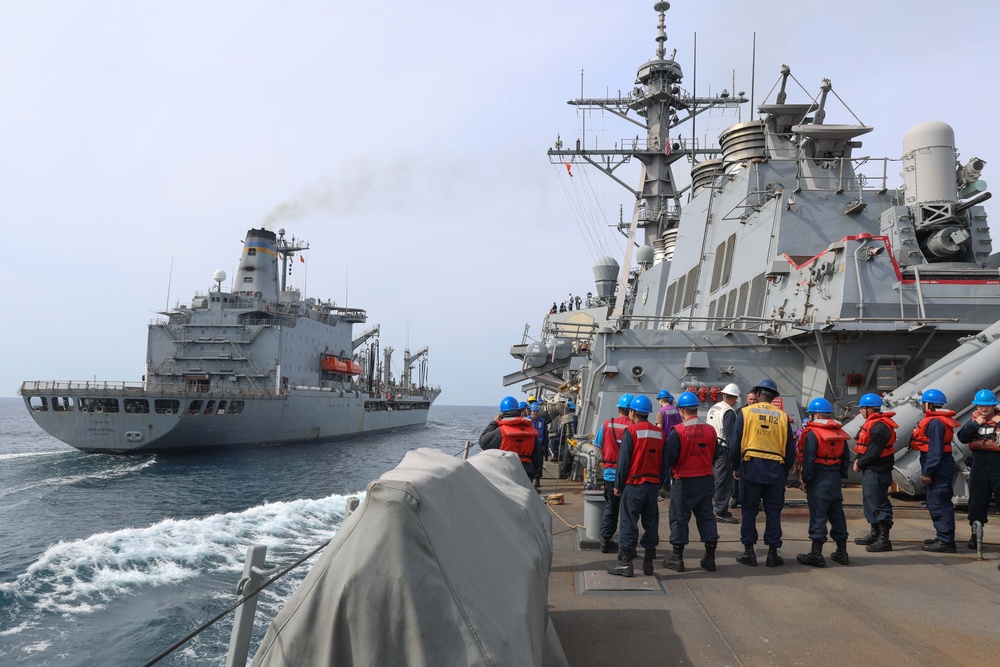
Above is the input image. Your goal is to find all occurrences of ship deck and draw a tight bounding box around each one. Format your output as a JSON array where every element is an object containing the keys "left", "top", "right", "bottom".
[{"left": 538, "top": 459, "right": 1000, "bottom": 667}]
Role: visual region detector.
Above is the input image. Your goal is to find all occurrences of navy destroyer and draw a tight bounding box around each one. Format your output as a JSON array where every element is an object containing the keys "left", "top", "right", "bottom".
[
  {"left": 20, "top": 227, "right": 440, "bottom": 453},
  {"left": 508, "top": 1, "right": 998, "bottom": 502}
]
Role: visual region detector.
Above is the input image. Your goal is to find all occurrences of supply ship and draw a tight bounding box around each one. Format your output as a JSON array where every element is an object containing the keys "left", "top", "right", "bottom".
[
  {"left": 19, "top": 227, "right": 440, "bottom": 453},
  {"left": 507, "top": 0, "right": 999, "bottom": 501}
]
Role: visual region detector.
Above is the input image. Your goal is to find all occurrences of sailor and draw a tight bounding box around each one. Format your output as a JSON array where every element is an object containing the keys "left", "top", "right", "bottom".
[
  {"left": 529, "top": 402, "right": 548, "bottom": 488},
  {"left": 593, "top": 393, "right": 633, "bottom": 553},
  {"left": 730, "top": 378, "right": 795, "bottom": 567},
  {"left": 730, "top": 390, "right": 757, "bottom": 510},
  {"left": 606, "top": 395, "right": 668, "bottom": 578},
  {"left": 706, "top": 383, "right": 741, "bottom": 524},
  {"left": 956, "top": 389, "right": 1000, "bottom": 550},
  {"left": 518, "top": 401, "right": 529, "bottom": 418},
  {"left": 555, "top": 401, "right": 578, "bottom": 476},
  {"left": 479, "top": 396, "right": 541, "bottom": 482},
  {"left": 911, "top": 388, "right": 961, "bottom": 552},
  {"left": 795, "top": 398, "right": 851, "bottom": 567},
  {"left": 550, "top": 302, "right": 558, "bottom": 314},
  {"left": 655, "top": 390, "right": 681, "bottom": 499},
  {"left": 852, "top": 393, "right": 898, "bottom": 552},
  {"left": 664, "top": 391, "right": 721, "bottom": 573}
]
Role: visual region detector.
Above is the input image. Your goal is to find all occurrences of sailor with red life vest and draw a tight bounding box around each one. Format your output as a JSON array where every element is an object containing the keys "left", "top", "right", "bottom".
[
  {"left": 655, "top": 390, "right": 681, "bottom": 499},
  {"left": 663, "top": 392, "right": 721, "bottom": 574},
  {"left": 912, "top": 388, "right": 961, "bottom": 552},
  {"left": 479, "top": 396, "right": 541, "bottom": 482},
  {"left": 852, "top": 393, "right": 898, "bottom": 553},
  {"left": 593, "top": 394, "right": 633, "bottom": 553},
  {"left": 606, "top": 395, "right": 669, "bottom": 578},
  {"left": 729, "top": 378, "right": 796, "bottom": 568},
  {"left": 956, "top": 389, "right": 1000, "bottom": 550},
  {"left": 795, "top": 398, "right": 851, "bottom": 567}
]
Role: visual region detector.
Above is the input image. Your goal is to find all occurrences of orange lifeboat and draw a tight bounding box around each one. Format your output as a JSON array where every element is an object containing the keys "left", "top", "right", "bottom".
[
  {"left": 347, "top": 361, "right": 362, "bottom": 375},
  {"left": 321, "top": 356, "right": 350, "bottom": 373}
]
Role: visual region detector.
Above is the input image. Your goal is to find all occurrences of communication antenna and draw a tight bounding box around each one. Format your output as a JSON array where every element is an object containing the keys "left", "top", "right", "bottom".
[{"left": 164, "top": 255, "right": 174, "bottom": 311}]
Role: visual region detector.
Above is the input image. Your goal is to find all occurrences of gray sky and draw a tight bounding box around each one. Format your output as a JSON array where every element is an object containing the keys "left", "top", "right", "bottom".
[{"left": 3, "top": 1, "right": 998, "bottom": 406}]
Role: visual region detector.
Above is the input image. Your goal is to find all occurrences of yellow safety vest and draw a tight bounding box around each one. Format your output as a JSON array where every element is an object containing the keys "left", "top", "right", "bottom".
[{"left": 739, "top": 402, "right": 789, "bottom": 463}]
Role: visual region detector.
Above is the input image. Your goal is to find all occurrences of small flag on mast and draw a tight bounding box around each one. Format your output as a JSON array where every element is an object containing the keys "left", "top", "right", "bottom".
[{"left": 564, "top": 162, "right": 573, "bottom": 177}]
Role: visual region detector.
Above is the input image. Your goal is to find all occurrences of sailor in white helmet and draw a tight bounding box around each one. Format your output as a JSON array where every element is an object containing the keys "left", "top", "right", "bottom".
[{"left": 707, "top": 383, "right": 741, "bottom": 524}]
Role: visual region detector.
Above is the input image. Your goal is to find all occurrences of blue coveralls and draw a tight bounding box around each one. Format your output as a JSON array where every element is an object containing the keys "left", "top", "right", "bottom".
[
  {"left": 730, "top": 406, "right": 795, "bottom": 548},
  {"left": 855, "top": 419, "right": 895, "bottom": 526},
  {"left": 921, "top": 419, "right": 956, "bottom": 543},
  {"left": 615, "top": 426, "right": 669, "bottom": 556},
  {"left": 665, "top": 423, "right": 721, "bottom": 546},
  {"left": 800, "top": 430, "right": 850, "bottom": 543},
  {"left": 531, "top": 413, "right": 547, "bottom": 479}
]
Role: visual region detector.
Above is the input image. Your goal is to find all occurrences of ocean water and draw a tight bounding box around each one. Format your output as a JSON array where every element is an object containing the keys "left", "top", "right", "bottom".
[{"left": 0, "top": 397, "right": 494, "bottom": 666}]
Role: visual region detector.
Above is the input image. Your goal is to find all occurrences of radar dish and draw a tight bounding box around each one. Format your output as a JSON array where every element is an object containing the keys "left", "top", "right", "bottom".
[{"left": 213, "top": 269, "right": 227, "bottom": 282}]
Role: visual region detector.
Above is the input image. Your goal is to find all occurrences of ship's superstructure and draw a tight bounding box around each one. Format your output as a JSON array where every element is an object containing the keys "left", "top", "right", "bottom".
[
  {"left": 20, "top": 227, "right": 440, "bottom": 453},
  {"left": 507, "top": 1, "right": 999, "bottom": 500}
]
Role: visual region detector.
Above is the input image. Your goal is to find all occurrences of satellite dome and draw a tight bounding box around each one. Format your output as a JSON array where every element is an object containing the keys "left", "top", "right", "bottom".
[{"left": 213, "top": 269, "right": 227, "bottom": 283}]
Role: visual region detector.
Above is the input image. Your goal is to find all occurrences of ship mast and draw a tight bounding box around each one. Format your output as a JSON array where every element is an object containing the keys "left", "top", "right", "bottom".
[
  {"left": 275, "top": 228, "right": 310, "bottom": 294},
  {"left": 547, "top": 1, "right": 746, "bottom": 318}
]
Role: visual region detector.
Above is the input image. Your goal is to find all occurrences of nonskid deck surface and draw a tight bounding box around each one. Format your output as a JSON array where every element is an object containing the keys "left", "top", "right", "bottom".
[{"left": 538, "top": 460, "right": 1000, "bottom": 667}]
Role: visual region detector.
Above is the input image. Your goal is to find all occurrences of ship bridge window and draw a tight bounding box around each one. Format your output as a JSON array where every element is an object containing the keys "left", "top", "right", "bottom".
[
  {"left": 187, "top": 399, "right": 204, "bottom": 415},
  {"left": 124, "top": 399, "right": 149, "bottom": 414},
  {"left": 29, "top": 396, "right": 48, "bottom": 412},
  {"left": 155, "top": 399, "right": 180, "bottom": 414},
  {"left": 51, "top": 396, "right": 74, "bottom": 412}
]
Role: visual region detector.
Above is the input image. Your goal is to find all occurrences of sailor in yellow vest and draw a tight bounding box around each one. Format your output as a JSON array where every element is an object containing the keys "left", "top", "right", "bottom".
[{"left": 729, "top": 378, "right": 795, "bottom": 567}]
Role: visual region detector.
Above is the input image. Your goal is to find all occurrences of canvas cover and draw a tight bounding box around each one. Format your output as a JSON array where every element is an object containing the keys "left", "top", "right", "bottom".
[{"left": 250, "top": 448, "right": 567, "bottom": 667}]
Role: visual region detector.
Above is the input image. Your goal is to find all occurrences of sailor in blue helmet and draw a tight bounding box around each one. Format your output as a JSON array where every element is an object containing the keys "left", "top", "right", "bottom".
[
  {"left": 555, "top": 400, "right": 578, "bottom": 477},
  {"left": 606, "top": 395, "right": 669, "bottom": 578},
  {"left": 912, "top": 388, "right": 960, "bottom": 552},
  {"left": 956, "top": 389, "right": 1000, "bottom": 550},
  {"left": 795, "top": 398, "right": 851, "bottom": 567},
  {"left": 529, "top": 402, "right": 547, "bottom": 489},
  {"left": 663, "top": 391, "right": 721, "bottom": 573},
  {"left": 852, "top": 393, "right": 899, "bottom": 553},
  {"left": 593, "top": 393, "right": 633, "bottom": 553},
  {"left": 729, "top": 378, "right": 796, "bottom": 567},
  {"left": 479, "top": 396, "right": 541, "bottom": 482}
]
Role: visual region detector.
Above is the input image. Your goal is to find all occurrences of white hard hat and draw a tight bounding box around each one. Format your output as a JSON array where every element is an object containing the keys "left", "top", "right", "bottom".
[{"left": 722, "top": 383, "right": 741, "bottom": 398}]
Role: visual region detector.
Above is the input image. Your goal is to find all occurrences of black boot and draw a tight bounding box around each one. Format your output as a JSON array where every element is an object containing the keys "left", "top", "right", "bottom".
[
  {"left": 831, "top": 539, "right": 849, "bottom": 565},
  {"left": 854, "top": 523, "right": 879, "bottom": 546},
  {"left": 922, "top": 539, "right": 957, "bottom": 553},
  {"left": 766, "top": 545, "right": 784, "bottom": 568},
  {"left": 700, "top": 541, "right": 717, "bottom": 572},
  {"left": 642, "top": 548, "right": 656, "bottom": 576},
  {"left": 664, "top": 544, "right": 685, "bottom": 572},
  {"left": 606, "top": 551, "right": 634, "bottom": 577},
  {"left": 968, "top": 531, "right": 978, "bottom": 550},
  {"left": 599, "top": 536, "right": 618, "bottom": 554},
  {"left": 736, "top": 544, "right": 757, "bottom": 566},
  {"left": 796, "top": 539, "right": 826, "bottom": 567},
  {"left": 867, "top": 523, "right": 892, "bottom": 552}
]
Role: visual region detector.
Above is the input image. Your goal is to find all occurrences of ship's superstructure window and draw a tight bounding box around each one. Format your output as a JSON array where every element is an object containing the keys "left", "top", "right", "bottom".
[
  {"left": 228, "top": 400, "right": 245, "bottom": 415},
  {"left": 243, "top": 277, "right": 253, "bottom": 284},
  {"left": 52, "top": 396, "right": 73, "bottom": 411},
  {"left": 721, "top": 234, "right": 736, "bottom": 288},
  {"left": 710, "top": 240, "right": 726, "bottom": 292},
  {"left": 736, "top": 282, "right": 750, "bottom": 318},
  {"left": 155, "top": 399, "right": 180, "bottom": 414},
  {"left": 725, "top": 288, "right": 738, "bottom": 319},
  {"left": 707, "top": 300, "right": 717, "bottom": 322},
  {"left": 29, "top": 396, "right": 48, "bottom": 411},
  {"left": 124, "top": 399, "right": 149, "bottom": 414},
  {"left": 187, "top": 400, "right": 204, "bottom": 415},
  {"left": 748, "top": 273, "right": 767, "bottom": 320},
  {"left": 248, "top": 248, "right": 257, "bottom": 256},
  {"left": 203, "top": 400, "right": 217, "bottom": 414},
  {"left": 716, "top": 293, "right": 728, "bottom": 324},
  {"left": 682, "top": 266, "right": 699, "bottom": 310},
  {"left": 673, "top": 275, "right": 686, "bottom": 314}
]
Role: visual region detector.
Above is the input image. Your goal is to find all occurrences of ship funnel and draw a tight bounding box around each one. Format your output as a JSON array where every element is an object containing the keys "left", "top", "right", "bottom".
[
  {"left": 902, "top": 121, "right": 957, "bottom": 206},
  {"left": 593, "top": 256, "right": 620, "bottom": 303},
  {"left": 234, "top": 228, "right": 280, "bottom": 303}
]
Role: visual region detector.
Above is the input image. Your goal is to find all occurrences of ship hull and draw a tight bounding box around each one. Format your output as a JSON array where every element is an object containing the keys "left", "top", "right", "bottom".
[{"left": 20, "top": 385, "right": 438, "bottom": 454}]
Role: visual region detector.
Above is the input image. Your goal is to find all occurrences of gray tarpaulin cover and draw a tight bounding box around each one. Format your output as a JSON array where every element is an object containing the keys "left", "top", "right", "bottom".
[{"left": 250, "top": 448, "right": 568, "bottom": 666}]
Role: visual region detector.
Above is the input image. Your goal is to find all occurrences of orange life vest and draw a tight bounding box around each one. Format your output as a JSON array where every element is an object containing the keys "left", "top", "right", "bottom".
[
  {"left": 625, "top": 420, "right": 664, "bottom": 485},
  {"left": 671, "top": 420, "right": 716, "bottom": 479},
  {"left": 854, "top": 411, "right": 898, "bottom": 458},
  {"left": 498, "top": 417, "right": 538, "bottom": 463},
  {"left": 968, "top": 414, "right": 1000, "bottom": 452},
  {"left": 600, "top": 415, "right": 630, "bottom": 468},
  {"left": 910, "top": 410, "right": 960, "bottom": 453},
  {"left": 796, "top": 419, "right": 849, "bottom": 465}
]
